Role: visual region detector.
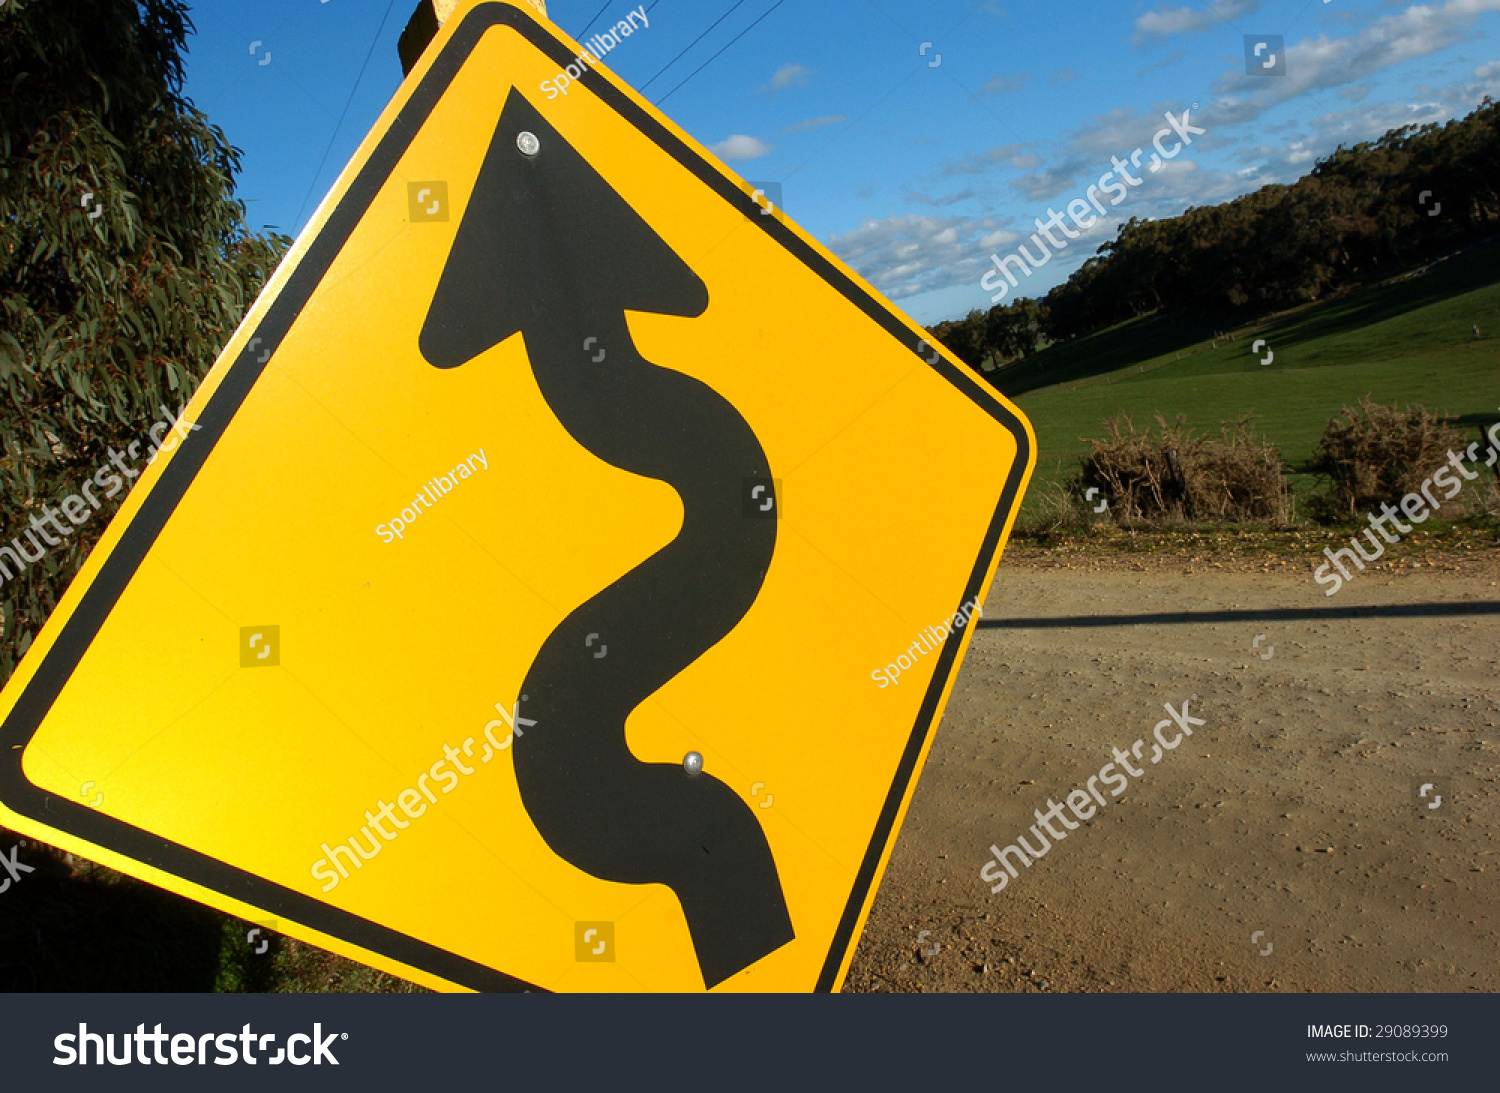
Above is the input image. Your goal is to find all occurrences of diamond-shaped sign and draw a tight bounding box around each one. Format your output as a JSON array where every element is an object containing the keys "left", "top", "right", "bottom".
[{"left": 0, "top": 0, "right": 1033, "bottom": 992}]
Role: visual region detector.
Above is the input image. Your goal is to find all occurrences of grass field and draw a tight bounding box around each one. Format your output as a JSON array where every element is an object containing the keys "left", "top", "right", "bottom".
[{"left": 995, "top": 240, "right": 1500, "bottom": 518}]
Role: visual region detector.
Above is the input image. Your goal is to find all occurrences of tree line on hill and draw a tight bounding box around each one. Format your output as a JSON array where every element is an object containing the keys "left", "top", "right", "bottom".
[{"left": 929, "top": 97, "right": 1500, "bottom": 369}]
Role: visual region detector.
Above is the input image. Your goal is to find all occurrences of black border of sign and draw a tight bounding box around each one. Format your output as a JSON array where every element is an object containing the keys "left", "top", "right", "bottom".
[{"left": 0, "top": 2, "right": 1031, "bottom": 994}]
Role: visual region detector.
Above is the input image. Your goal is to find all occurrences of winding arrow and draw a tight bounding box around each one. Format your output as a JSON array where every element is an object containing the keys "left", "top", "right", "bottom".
[{"left": 418, "top": 89, "right": 793, "bottom": 987}]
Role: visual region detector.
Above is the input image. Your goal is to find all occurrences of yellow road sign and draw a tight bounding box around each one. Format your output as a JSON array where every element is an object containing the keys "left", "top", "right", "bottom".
[{"left": 0, "top": 0, "right": 1033, "bottom": 992}]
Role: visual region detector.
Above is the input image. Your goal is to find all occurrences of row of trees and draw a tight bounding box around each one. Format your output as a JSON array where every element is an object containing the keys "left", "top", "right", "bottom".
[
  {"left": 931, "top": 97, "right": 1500, "bottom": 364},
  {"left": 927, "top": 297, "right": 1046, "bottom": 371}
]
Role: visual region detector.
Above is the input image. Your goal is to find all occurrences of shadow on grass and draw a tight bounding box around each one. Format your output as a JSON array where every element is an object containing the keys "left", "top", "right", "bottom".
[
  {"left": 988, "top": 313, "right": 1215, "bottom": 398},
  {"left": 985, "top": 236, "right": 1500, "bottom": 400},
  {"left": 1265, "top": 239, "right": 1500, "bottom": 354}
]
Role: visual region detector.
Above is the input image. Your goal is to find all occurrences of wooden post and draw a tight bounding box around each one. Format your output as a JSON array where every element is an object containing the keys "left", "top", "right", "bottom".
[
  {"left": 400, "top": 0, "right": 548, "bottom": 76},
  {"left": 1480, "top": 423, "right": 1500, "bottom": 487}
]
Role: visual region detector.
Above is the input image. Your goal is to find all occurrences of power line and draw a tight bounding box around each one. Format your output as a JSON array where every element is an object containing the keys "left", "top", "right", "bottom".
[
  {"left": 579, "top": 1, "right": 614, "bottom": 37},
  {"left": 657, "top": 0, "right": 788, "bottom": 105},
  {"left": 293, "top": 0, "right": 401, "bottom": 230},
  {"left": 640, "top": 0, "right": 752, "bottom": 91},
  {"left": 586, "top": 0, "right": 667, "bottom": 42}
]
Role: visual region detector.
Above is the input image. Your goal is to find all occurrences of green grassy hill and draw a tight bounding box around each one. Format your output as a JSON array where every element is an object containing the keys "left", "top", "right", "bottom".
[{"left": 995, "top": 240, "right": 1500, "bottom": 518}]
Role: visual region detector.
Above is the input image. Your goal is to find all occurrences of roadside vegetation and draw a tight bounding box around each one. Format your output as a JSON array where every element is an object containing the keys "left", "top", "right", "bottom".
[
  {"left": 0, "top": 0, "right": 290, "bottom": 684},
  {"left": 924, "top": 98, "right": 1500, "bottom": 552},
  {"left": 0, "top": 0, "right": 405, "bottom": 994},
  {"left": 1022, "top": 398, "right": 1498, "bottom": 537}
]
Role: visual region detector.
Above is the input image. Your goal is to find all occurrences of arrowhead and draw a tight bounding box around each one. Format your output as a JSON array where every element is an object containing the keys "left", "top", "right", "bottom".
[{"left": 420, "top": 89, "right": 708, "bottom": 369}]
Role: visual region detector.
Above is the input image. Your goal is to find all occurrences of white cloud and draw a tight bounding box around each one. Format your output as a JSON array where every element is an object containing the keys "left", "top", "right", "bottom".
[
  {"left": 783, "top": 114, "right": 846, "bottom": 134},
  {"left": 711, "top": 135, "right": 772, "bottom": 161},
  {"left": 831, "top": 158, "right": 1271, "bottom": 309},
  {"left": 1233, "top": 98, "right": 1453, "bottom": 184},
  {"left": 825, "top": 215, "right": 1016, "bottom": 299},
  {"left": 1134, "top": 0, "right": 1259, "bottom": 43},
  {"left": 1206, "top": 0, "right": 1500, "bottom": 127},
  {"left": 905, "top": 187, "right": 982, "bottom": 207},
  {"left": 1013, "top": 159, "right": 1095, "bottom": 201},
  {"left": 1138, "top": 47, "right": 1187, "bottom": 77},
  {"left": 1310, "top": 99, "right": 1451, "bottom": 142},
  {"left": 865, "top": 2, "right": 1500, "bottom": 320},
  {"left": 946, "top": 99, "right": 1229, "bottom": 206},
  {"left": 1065, "top": 106, "right": 1170, "bottom": 158},
  {"left": 1453, "top": 57, "right": 1500, "bottom": 101},
  {"left": 939, "top": 143, "right": 1038, "bottom": 176},
  {"left": 979, "top": 71, "right": 1029, "bottom": 95},
  {"left": 759, "top": 63, "right": 811, "bottom": 96}
]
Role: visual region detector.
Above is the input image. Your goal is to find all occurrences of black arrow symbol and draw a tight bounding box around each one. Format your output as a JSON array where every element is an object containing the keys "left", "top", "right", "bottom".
[{"left": 419, "top": 89, "right": 793, "bottom": 988}]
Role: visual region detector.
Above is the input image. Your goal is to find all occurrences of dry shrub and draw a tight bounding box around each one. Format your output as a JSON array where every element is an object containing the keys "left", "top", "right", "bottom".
[
  {"left": 1016, "top": 479, "right": 1093, "bottom": 536},
  {"left": 1075, "top": 413, "right": 1290, "bottom": 526},
  {"left": 1309, "top": 398, "right": 1487, "bottom": 522}
]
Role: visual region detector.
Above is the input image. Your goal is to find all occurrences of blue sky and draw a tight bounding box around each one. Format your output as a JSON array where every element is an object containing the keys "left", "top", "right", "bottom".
[{"left": 182, "top": 0, "right": 1500, "bottom": 325}]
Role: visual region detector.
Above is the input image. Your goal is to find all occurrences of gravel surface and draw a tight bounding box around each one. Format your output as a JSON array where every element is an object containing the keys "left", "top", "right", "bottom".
[{"left": 844, "top": 547, "right": 1500, "bottom": 992}]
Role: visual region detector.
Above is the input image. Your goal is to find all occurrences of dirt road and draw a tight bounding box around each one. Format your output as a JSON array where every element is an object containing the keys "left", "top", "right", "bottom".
[{"left": 844, "top": 546, "right": 1500, "bottom": 993}]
